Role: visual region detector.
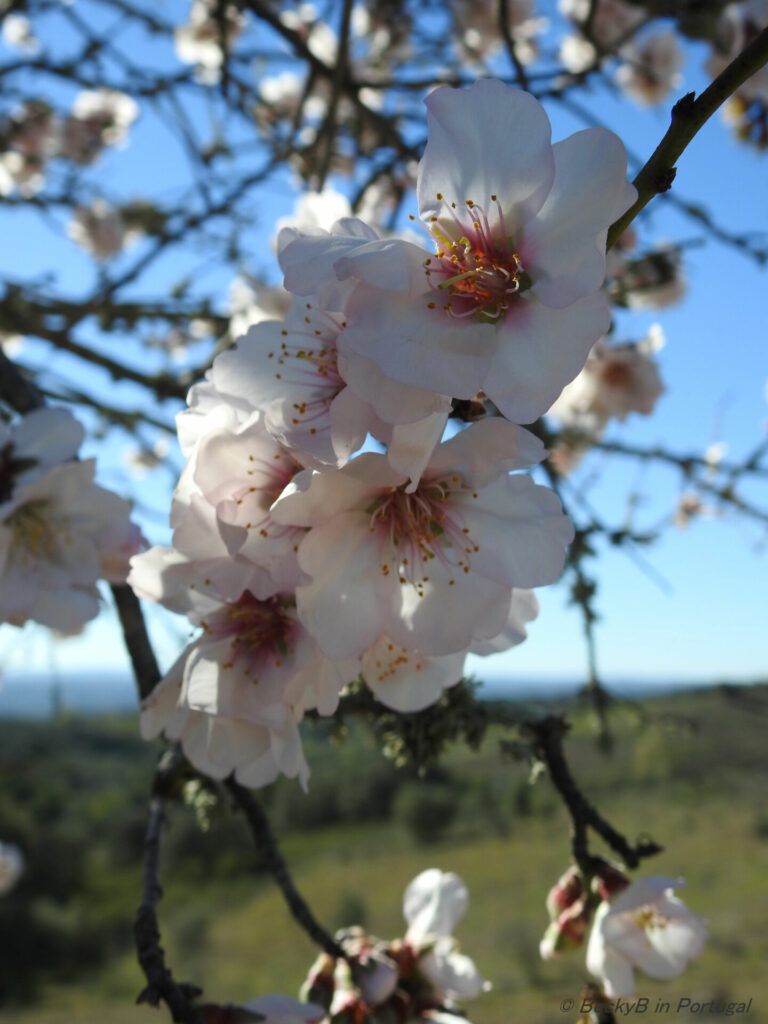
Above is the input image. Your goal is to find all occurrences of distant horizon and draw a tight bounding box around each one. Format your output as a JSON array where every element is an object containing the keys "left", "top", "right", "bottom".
[{"left": 1, "top": 669, "right": 764, "bottom": 720}]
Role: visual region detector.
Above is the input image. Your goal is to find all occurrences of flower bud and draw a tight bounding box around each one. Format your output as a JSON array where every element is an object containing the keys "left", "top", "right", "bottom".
[
  {"left": 545, "top": 865, "right": 585, "bottom": 920},
  {"left": 591, "top": 861, "right": 630, "bottom": 902},
  {"left": 539, "top": 897, "right": 591, "bottom": 960}
]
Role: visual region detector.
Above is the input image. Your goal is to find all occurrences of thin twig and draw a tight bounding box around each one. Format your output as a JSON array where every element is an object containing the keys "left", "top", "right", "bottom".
[
  {"left": 524, "top": 715, "right": 663, "bottom": 876},
  {"left": 135, "top": 755, "right": 202, "bottom": 1023},
  {"left": 225, "top": 778, "right": 346, "bottom": 961},
  {"left": 608, "top": 25, "right": 768, "bottom": 246}
]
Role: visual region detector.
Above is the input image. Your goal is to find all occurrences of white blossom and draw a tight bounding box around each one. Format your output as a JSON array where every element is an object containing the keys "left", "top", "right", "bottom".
[
  {"left": 586, "top": 877, "right": 708, "bottom": 997},
  {"left": 404, "top": 869, "right": 490, "bottom": 1002},
  {"left": 616, "top": 32, "right": 684, "bottom": 106},
  {"left": 279, "top": 80, "right": 635, "bottom": 424}
]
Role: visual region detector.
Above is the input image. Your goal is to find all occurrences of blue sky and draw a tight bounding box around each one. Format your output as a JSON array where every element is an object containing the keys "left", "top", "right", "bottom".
[{"left": 0, "top": 4, "right": 766, "bottom": 695}]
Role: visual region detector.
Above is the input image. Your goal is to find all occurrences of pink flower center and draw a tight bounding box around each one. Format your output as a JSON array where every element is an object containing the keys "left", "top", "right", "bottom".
[
  {"left": 204, "top": 591, "right": 297, "bottom": 671},
  {"left": 420, "top": 195, "right": 528, "bottom": 323},
  {"left": 369, "top": 475, "right": 480, "bottom": 593},
  {"left": 599, "top": 359, "right": 634, "bottom": 390}
]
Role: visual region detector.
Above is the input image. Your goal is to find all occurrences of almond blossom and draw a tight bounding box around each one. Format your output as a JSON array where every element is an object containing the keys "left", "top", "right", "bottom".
[
  {"left": 211, "top": 300, "right": 449, "bottom": 481},
  {"left": 586, "top": 877, "right": 708, "bottom": 997},
  {"left": 361, "top": 589, "right": 538, "bottom": 712},
  {"left": 548, "top": 329, "right": 665, "bottom": 436},
  {"left": 301, "top": 869, "right": 487, "bottom": 1021},
  {"left": 175, "top": 0, "right": 246, "bottom": 84},
  {"left": 271, "top": 418, "right": 569, "bottom": 659},
  {"left": 279, "top": 79, "right": 636, "bottom": 423},
  {"left": 133, "top": 551, "right": 359, "bottom": 788},
  {"left": 68, "top": 200, "right": 140, "bottom": 261},
  {"left": 0, "top": 408, "right": 140, "bottom": 630},
  {"left": 0, "top": 458, "right": 139, "bottom": 629},
  {"left": 187, "top": 411, "right": 310, "bottom": 593},
  {"left": 559, "top": 0, "right": 644, "bottom": 72},
  {"left": 403, "top": 869, "right": 490, "bottom": 1003},
  {"left": 58, "top": 89, "right": 138, "bottom": 165},
  {"left": 616, "top": 32, "right": 684, "bottom": 107}
]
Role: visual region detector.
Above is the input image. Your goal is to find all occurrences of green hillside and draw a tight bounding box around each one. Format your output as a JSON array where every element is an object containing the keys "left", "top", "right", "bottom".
[{"left": 1, "top": 684, "right": 766, "bottom": 1023}]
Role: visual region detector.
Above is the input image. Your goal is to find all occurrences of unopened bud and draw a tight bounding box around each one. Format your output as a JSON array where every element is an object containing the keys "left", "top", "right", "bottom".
[
  {"left": 539, "top": 897, "right": 591, "bottom": 960},
  {"left": 591, "top": 861, "right": 630, "bottom": 902},
  {"left": 546, "top": 865, "right": 585, "bottom": 920}
]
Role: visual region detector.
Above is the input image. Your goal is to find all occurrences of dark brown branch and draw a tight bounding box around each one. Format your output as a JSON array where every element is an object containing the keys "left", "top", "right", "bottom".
[
  {"left": 525, "top": 715, "right": 663, "bottom": 876},
  {"left": 111, "top": 585, "right": 163, "bottom": 702},
  {"left": 135, "top": 756, "right": 203, "bottom": 1023},
  {"left": 498, "top": 0, "right": 530, "bottom": 91},
  {"left": 225, "top": 778, "right": 346, "bottom": 961},
  {"left": 0, "top": 348, "right": 45, "bottom": 412}
]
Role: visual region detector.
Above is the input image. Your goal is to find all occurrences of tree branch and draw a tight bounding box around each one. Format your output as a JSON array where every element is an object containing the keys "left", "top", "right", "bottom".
[
  {"left": 608, "top": 24, "right": 768, "bottom": 247},
  {"left": 225, "top": 779, "right": 346, "bottom": 961}
]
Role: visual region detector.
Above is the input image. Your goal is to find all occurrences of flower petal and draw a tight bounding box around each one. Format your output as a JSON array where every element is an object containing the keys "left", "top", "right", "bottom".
[
  {"left": 524, "top": 128, "right": 636, "bottom": 308},
  {"left": 485, "top": 292, "right": 610, "bottom": 423},
  {"left": 419, "top": 80, "right": 554, "bottom": 234}
]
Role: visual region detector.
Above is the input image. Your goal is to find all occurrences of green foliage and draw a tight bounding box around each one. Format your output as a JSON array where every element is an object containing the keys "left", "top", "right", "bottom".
[
  {"left": 1, "top": 684, "right": 767, "bottom": 1020},
  {"left": 392, "top": 780, "right": 457, "bottom": 845}
]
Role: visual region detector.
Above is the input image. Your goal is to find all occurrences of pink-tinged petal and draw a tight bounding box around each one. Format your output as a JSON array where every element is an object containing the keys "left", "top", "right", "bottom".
[
  {"left": 342, "top": 283, "right": 496, "bottom": 399},
  {"left": 404, "top": 869, "right": 469, "bottom": 940},
  {"left": 609, "top": 877, "right": 684, "bottom": 914},
  {"left": 471, "top": 588, "right": 539, "bottom": 654},
  {"left": 328, "top": 386, "right": 378, "bottom": 463},
  {"left": 602, "top": 915, "right": 690, "bottom": 982},
  {"left": 285, "top": 647, "right": 360, "bottom": 716},
  {"left": 267, "top": 722, "right": 311, "bottom": 790},
  {"left": 390, "top": 561, "right": 513, "bottom": 657},
  {"left": 204, "top": 717, "right": 272, "bottom": 775},
  {"left": 387, "top": 411, "right": 449, "bottom": 493},
  {"left": 271, "top": 456, "right": 401, "bottom": 528},
  {"left": 362, "top": 636, "right": 465, "bottom": 712},
  {"left": 427, "top": 419, "right": 546, "bottom": 488},
  {"left": 335, "top": 237, "right": 425, "bottom": 292},
  {"left": 233, "top": 752, "right": 281, "bottom": 789},
  {"left": 211, "top": 318, "right": 292, "bottom": 407},
  {"left": 139, "top": 655, "right": 186, "bottom": 740},
  {"left": 295, "top": 511, "right": 391, "bottom": 658},
  {"left": 420, "top": 943, "right": 490, "bottom": 1000},
  {"left": 337, "top": 346, "right": 451, "bottom": 426},
  {"left": 278, "top": 220, "right": 378, "bottom": 301},
  {"left": 646, "top": 902, "right": 708, "bottom": 972},
  {"left": 419, "top": 80, "right": 554, "bottom": 233},
  {"left": 486, "top": 292, "right": 610, "bottom": 423},
  {"left": 587, "top": 905, "right": 636, "bottom": 997},
  {"left": 456, "top": 475, "right": 574, "bottom": 589},
  {"left": 524, "top": 128, "right": 637, "bottom": 308},
  {"left": 33, "top": 587, "right": 100, "bottom": 631}
]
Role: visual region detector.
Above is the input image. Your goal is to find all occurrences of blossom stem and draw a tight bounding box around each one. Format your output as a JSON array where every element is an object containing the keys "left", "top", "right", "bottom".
[
  {"left": 525, "top": 715, "right": 663, "bottom": 876},
  {"left": 608, "top": 24, "right": 768, "bottom": 247},
  {"left": 135, "top": 754, "right": 203, "bottom": 1023},
  {"left": 226, "top": 779, "right": 347, "bottom": 961}
]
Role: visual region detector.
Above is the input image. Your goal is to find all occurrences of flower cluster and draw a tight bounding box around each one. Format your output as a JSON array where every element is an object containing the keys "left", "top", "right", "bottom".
[
  {"left": 301, "top": 869, "right": 488, "bottom": 1024},
  {"left": 547, "top": 327, "right": 665, "bottom": 472},
  {"left": 130, "top": 79, "right": 635, "bottom": 789},
  {"left": 0, "top": 89, "right": 138, "bottom": 197},
  {"left": 706, "top": 0, "right": 768, "bottom": 148},
  {"left": 0, "top": 407, "right": 142, "bottom": 631},
  {"left": 540, "top": 864, "right": 708, "bottom": 998}
]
